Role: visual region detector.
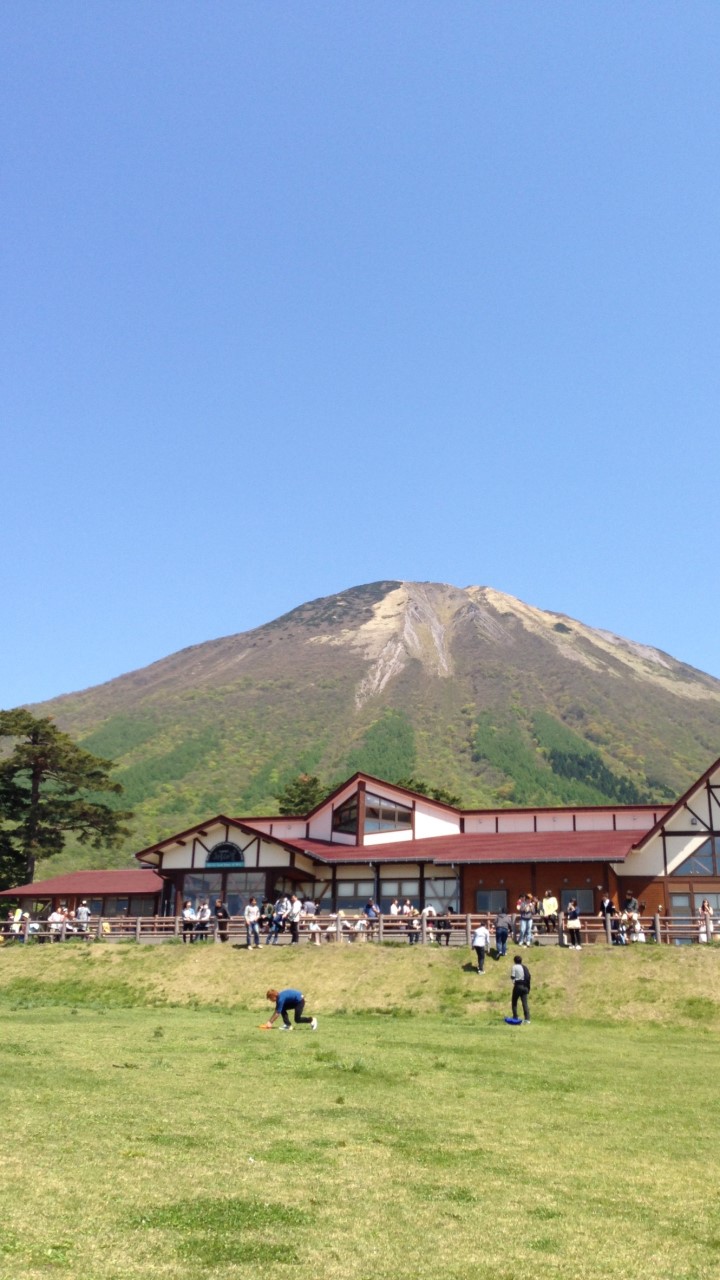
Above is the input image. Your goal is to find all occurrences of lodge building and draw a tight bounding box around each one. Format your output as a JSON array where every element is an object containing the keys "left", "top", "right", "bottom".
[
  {"left": 4, "top": 757, "right": 720, "bottom": 921},
  {"left": 135, "top": 756, "right": 720, "bottom": 921}
]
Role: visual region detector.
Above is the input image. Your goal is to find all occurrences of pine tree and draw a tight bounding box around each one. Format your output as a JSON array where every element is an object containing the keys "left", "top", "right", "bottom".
[
  {"left": 0, "top": 710, "right": 133, "bottom": 884},
  {"left": 274, "top": 773, "right": 327, "bottom": 816}
]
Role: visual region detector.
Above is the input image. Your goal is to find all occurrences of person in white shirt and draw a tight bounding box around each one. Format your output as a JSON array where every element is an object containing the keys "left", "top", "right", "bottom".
[
  {"left": 48, "top": 908, "right": 64, "bottom": 941},
  {"left": 389, "top": 899, "right": 399, "bottom": 916},
  {"left": 182, "top": 900, "right": 196, "bottom": 944},
  {"left": 471, "top": 922, "right": 491, "bottom": 973},
  {"left": 244, "top": 897, "right": 260, "bottom": 949},
  {"left": 75, "top": 901, "right": 91, "bottom": 935},
  {"left": 288, "top": 894, "right": 303, "bottom": 945}
]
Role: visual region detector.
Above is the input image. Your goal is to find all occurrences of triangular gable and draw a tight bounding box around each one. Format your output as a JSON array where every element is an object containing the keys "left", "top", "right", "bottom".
[{"left": 632, "top": 756, "right": 720, "bottom": 850}]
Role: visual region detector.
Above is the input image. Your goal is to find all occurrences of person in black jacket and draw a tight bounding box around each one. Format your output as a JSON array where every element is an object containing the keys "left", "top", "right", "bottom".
[
  {"left": 214, "top": 898, "right": 231, "bottom": 942},
  {"left": 510, "top": 955, "right": 531, "bottom": 1022}
]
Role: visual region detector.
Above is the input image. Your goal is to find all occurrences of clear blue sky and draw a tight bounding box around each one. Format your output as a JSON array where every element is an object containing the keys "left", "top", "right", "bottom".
[{"left": 3, "top": 1, "right": 720, "bottom": 707}]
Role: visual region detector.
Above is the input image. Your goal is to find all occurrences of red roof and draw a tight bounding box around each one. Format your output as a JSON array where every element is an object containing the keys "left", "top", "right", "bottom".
[
  {"left": 276, "top": 828, "right": 635, "bottom": 865},
  {"left": 0, "top": 869, "right": 164, "bottom": 898}
]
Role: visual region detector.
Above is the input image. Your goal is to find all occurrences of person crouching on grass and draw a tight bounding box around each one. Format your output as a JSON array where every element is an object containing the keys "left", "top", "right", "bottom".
[
  {"left": 265, "top": 988, "right": 318, "bottom": 1031},
  {"left": 510, "top": 955, "right": 531, "bottom": 1023}
]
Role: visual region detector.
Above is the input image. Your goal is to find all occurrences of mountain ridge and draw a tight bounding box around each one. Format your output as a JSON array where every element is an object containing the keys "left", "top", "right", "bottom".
[{"left": 26, "top": 580, "right": 720, "bottom": 872}]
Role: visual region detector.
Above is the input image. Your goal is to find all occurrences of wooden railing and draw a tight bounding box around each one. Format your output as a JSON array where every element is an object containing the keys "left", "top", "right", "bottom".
[{"left": 3, "top": 912, "right": 715, "bottom": 948}]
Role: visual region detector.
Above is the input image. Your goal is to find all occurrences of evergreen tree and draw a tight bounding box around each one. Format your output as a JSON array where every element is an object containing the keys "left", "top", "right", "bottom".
[
  {"left": 397, "top": 777, "right": 462, "bottom": 807},
  {"left": 274, "top": 773, "right": 326, "bottom": 816},
  {"left": 0, "top": 710, "right": 133, "bottom": 883}
]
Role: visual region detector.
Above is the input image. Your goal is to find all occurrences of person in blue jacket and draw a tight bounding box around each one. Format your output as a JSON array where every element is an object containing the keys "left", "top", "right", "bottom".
[{"left": 265, "top": 988, "right": 318, "bottom": 1031}]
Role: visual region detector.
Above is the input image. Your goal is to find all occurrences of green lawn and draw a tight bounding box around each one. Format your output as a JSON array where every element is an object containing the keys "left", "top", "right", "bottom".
[{"left": 0, "top": 944, "right": 718, "bottom": 1279}]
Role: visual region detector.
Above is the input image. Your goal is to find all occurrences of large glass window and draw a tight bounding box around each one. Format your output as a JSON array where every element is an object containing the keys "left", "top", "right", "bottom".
[
  {"left": 425, "top": 878, "right": 460, "bottom": 911},
  {"left": 379, "top": 879, "right": 419, "bottom": 911},
  {"left": 183, "top": 873, "right": 223, "bottom": 909},
  {"left": 336, "top": 880, "right": 375, "bottom": 910},
  {"left": 670, "top": 838, "right": 718, "bottom": 876},
  {"left": 129, "top": 895, "right": 157, "bottom": 917},
  {"left": 332, "top": 797, "right": 358, "bottom": 835},
  {"left": 561, "top": 889, "right": 594, "bottom": 914},
  {"left": 475, "top": 889, "right": 507, "bottom": 913},
  {"left": 103, "top": 896, "right": 129, "bottom": 916},
  {"left": 365, "top": 793, "right": 412, "bottom": 834},
  {"left": 225, "top": 872, "right": 266, "bottom": 917}
]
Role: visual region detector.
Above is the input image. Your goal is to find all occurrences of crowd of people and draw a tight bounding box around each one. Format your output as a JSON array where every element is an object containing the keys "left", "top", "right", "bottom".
[{"left": 3, "top": 889, "right": 715, "bottom": 947}]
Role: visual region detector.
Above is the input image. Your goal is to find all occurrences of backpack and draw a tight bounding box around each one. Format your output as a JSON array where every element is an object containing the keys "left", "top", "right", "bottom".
[{"left": 522, "top": 964, "right": 531, "bottom": 991}]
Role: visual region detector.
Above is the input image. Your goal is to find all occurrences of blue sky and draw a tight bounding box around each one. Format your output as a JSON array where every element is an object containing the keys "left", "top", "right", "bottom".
[{"left": 3, "top": 1, "right": 720, "bottom": 707}]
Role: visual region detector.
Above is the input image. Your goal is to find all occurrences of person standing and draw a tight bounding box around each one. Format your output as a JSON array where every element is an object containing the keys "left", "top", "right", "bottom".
[
  {"left": 518, "top": 895, "right": 534, "bottom": 947},
  {"left": 510, "top": 954, "right": 531, "bottom": 1022},
  {"left": 75, "top": 900, "right": 91, "bottom": 936},
  {"left": 565, "top": 899, "right": 582, "bottom": 950},
  {"left": 363, "top": 897, "right": 380, "bottom": 939},
  {"left": 288, "top": 894, "right": 303, "bottom": 945},
  {"left": 215, "top": 897, "right": 231, "bottom": 943},
  {"left": 195, "top": 900, "right": 211, "bottom": 941},
  {"left": 244, "top": 897, "right": 260, "bottom": 949},
  {"left": 264, "top": 988, "right": 317, "bottom": 1031},
  {"left": 495, "top": 908, "right": 512, "bottom": 958},
  {"left": 598, "top": 892, "right": 616, "bottom": 942},
  {"left": 471, "top": 920, "right": 491, "bottom": 973},
  {"left": 181, "top": 900, "right": 196, "bottom": 944}
]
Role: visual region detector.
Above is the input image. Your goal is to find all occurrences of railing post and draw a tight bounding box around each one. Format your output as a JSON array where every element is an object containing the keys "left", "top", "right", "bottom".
[
  {"left": 213, "top": 919, "right": 220, "bottom": 944},
  {"left": 378, "top": 914, "right": 384, "bottom": 943},
  {"left": 60, "top": 919, "right": 67, "bottom": 942},
  {"left": 421, "top": 913, "right": 427, "bottom": 945},
  {"left": 653, "top": 913, "right": 661, "bottom": 944},
  {"left": 96, "top": 916, "right": 103, "bottom": 940},
  {"left": 465, "top": 914, "right": 472, "bottom": 948},
  {"left": 135, "top": 916, "right": 142, "bottom": 942},
  {"left": 336, "top": 915, "right": 342, "bottom": 943},
  {"left": 605, "top": 914, "right": 612, "bottom": 944},
  {"left": 705, "top": 911, "right": 713, "bottom": 944},
  {"left": 174, "top": 914, "right": 180, "bottom": 937},
  {"left": 558, "top": 912, "right": 565, "bottom": 948}
]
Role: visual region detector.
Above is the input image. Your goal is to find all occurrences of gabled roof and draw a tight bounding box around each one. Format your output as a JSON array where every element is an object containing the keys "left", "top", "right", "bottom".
[
  {"left": 0, "top": 869, "right": 163, "bottom": 898},
  {"left": 631, "top": 755, "right": 720, "bottom": 850},
  {"left": 303, "top": 772, "right": 462, "bottom": 819},
  {"left": 134, "top": 815, "right": 289, "bottom": 865}
]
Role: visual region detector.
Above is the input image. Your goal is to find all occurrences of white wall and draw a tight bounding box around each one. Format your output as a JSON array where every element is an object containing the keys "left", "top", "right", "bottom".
[{"left": 414, "top": 801, "right": 460, "bottom": 838}]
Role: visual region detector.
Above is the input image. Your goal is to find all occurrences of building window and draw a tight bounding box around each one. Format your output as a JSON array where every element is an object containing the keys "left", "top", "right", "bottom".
[
  {"left": 561, "top": 889, "right": 594, "bottom": 914},
  {"left": 364, "top": 793, "right": 412, "bottom": 834},
  {"left": 336, "top": 880, "right": 375, "bottom": 910},
  {"left": 670, "top": 838, "right": 718, "bottom": 877},
  {"left": 206, "top": 841, "right": 246, "bottom": 868},
  {"left": 225, "top": 871, "right": 267, "bottom": 916},
  {"left": 104, "top": 896, "right": 129, "bottom": 917},
  {"left": 332, "top": 796, "right": 358, "bottom": 835},
  {"left": 475, "top": 889, "right": 507, "bottom": 913},
  {"left": 183, "top": 873, "right": 223, "bottom": 908},
  {"left": 379, "top": 878, "right": 419, "bottom": 910},
  {"left": 129, "top": 895, "right": 157, "bottom": 917},
  {"left": 425, "top": 878, "right": 459, "bottom": 911}
]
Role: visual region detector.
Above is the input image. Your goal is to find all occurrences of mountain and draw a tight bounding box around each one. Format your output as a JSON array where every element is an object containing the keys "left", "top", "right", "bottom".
[{"left": 32, "top": 580, "right": 720, "bottom": 871}]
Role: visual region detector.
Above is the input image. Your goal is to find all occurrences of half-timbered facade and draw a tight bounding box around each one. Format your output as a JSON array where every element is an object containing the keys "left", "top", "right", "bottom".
[{"left": 132, "top": 758, "right": 720, "bottom": 918}]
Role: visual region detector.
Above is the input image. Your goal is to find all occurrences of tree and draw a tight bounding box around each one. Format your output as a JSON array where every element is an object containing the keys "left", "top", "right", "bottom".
[
  {"left": 0, "top": 710, "right": 133, "bottom": 884},
  {"left": 274, "top": 773, "right": 327, "bottom": 816},
  {"left": 396, "top": 777, "right": 462, "bottom": 807}
]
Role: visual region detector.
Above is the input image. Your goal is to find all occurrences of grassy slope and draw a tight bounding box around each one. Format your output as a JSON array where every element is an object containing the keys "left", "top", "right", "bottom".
[
  {"left": 0, "top": 939, "right": 718, "bottom": 1026},
  {"left": 0, "top": 946, "right": 719, "bottom": 1280}
]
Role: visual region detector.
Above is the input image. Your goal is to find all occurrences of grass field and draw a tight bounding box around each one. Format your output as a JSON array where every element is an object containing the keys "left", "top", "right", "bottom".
[{"left": 0, "top": 942, "right": 719, "bottom": 1280}]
